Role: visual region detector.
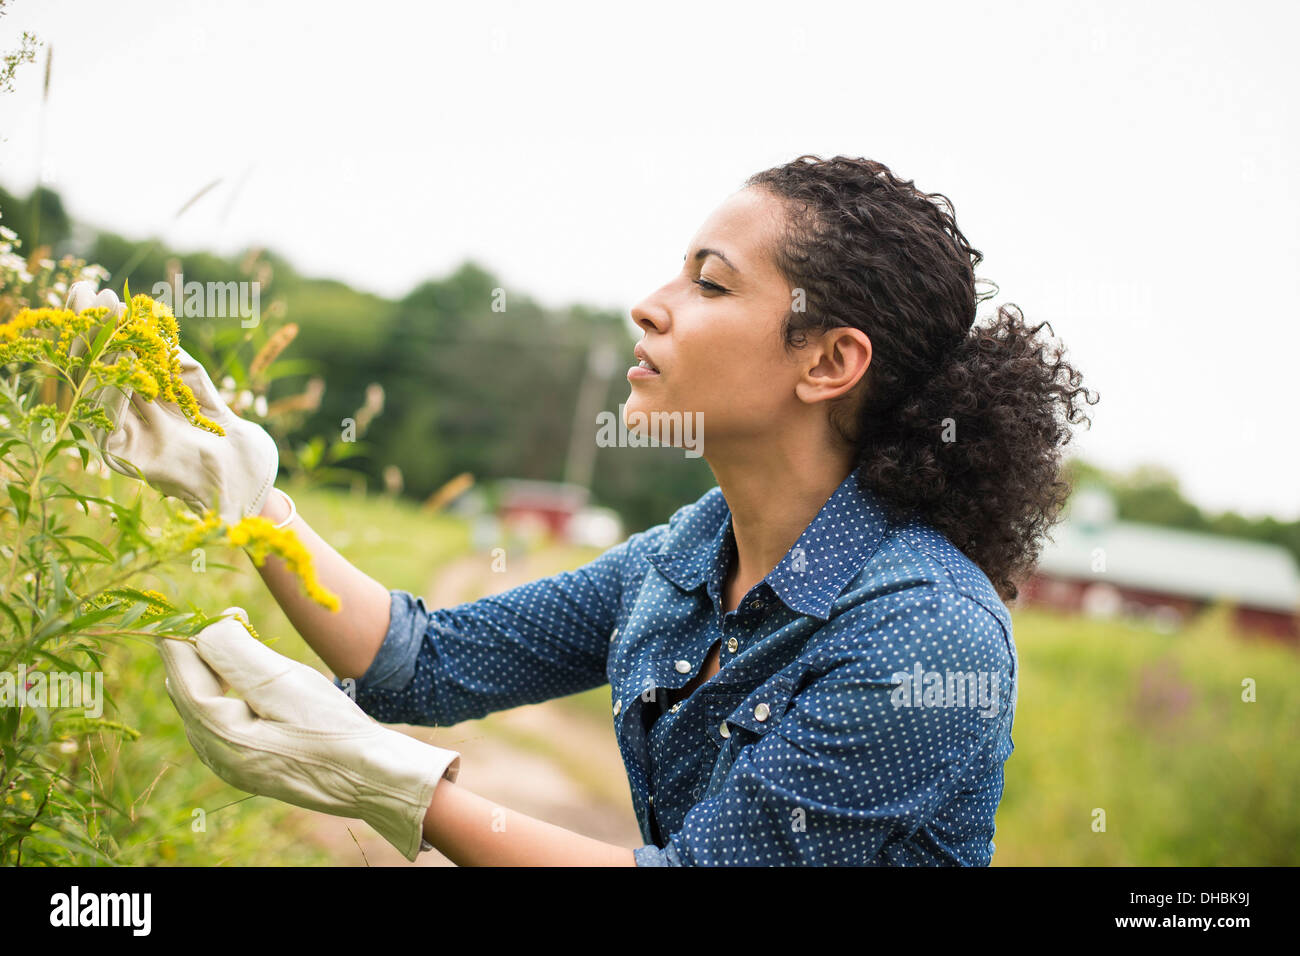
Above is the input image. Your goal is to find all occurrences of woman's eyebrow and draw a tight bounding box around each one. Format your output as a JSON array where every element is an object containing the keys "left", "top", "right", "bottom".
[{"left": 684, "top": 247, "right": 740, "bottom": 273}]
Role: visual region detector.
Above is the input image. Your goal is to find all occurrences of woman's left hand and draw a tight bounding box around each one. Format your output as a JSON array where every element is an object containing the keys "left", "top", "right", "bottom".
[
  {"left": 65, "top": 280, "right": 280, "bottom": 524},
  {"left": 157, "top": 608, "right": 461, "bottom": 861}
]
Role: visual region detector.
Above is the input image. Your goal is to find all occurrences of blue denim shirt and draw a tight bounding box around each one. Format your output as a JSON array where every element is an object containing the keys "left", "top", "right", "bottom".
[{"left": 338, "top": 465, "right": 1018, "bottom": 866}]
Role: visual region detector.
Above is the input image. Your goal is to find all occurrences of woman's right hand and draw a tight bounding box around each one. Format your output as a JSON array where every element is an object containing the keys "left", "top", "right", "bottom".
[{"left": 65, "top": 280, "right": 280, "bottom": 524}]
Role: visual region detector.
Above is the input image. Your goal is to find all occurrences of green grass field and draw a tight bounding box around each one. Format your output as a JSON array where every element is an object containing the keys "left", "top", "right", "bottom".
[
  {"left": 995, "top": 604, "right": 1299, "bottom": 865},
  {"left": 79, "top": 484, "right": 1300, "bottom": 865}
]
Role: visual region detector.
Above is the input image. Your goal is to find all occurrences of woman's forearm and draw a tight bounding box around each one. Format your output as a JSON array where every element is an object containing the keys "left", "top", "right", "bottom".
[
  {"left": 423, "top": 780, "right": 638, "bottom": 866},
  {"left": 251, "top": 490, "right": 392, "bottom": 680},
  {"left": 250, "top": 494, "right": 635, "bottom": 865}
]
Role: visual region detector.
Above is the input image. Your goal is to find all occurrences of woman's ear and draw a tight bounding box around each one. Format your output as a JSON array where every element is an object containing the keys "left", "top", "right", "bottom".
[{"left": 794, "top": 328, "right": 872, "bottom": 405}]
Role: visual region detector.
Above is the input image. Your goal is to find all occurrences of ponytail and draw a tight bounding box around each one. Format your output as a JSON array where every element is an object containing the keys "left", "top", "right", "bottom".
[
  {"left": 850, "top": 303, "right": 1096, "bottom": 601},
  {"left": 745, "top": 155, "right": 1098, "bottom": 602}
]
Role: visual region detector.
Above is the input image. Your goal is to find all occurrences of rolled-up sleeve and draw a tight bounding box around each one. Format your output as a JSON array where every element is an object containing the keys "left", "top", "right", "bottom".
[
  {"left": 642, "top": 585, "right": 1015, "bottom": 866},
  {"left": 632, "top": 841, "right": 684, "bottom": 866},
  {"left": 335, "top": 525, "right": 669, "bottom": 727},
  {"left": 355, "top": 589, "right": 433, "bottom": 693}
]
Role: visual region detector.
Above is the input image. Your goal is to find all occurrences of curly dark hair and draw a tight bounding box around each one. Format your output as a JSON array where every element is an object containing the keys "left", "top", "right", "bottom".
[{"left": 744, "top": 155, "right": 1098, "bottom": 602}]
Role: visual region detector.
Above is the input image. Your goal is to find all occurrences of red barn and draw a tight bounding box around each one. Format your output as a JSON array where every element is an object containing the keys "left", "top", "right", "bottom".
[
  {"left": 1021, "top": 489, "right": 1300, "bottom": 645},
  {"left": 497, "top": 479, "right": 590, "bottom": 540}
]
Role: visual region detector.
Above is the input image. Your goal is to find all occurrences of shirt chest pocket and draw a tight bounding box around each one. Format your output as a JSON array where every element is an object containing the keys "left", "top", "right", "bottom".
[{"left": 697, "top": 675, "right": 796, "bottom": 799}]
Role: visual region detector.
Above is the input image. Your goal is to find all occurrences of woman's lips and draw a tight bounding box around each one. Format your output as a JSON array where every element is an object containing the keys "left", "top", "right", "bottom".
[{"left": 627, "top": 363, "right": 660, "bottom": 381}]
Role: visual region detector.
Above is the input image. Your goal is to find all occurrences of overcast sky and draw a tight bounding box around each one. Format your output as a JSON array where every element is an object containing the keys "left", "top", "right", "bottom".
[{"left": 2, "top": 0, "right": 1296, "bottom": 519}]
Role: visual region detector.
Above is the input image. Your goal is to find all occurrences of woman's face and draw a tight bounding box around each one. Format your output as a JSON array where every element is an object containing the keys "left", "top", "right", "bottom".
[{"left": 625, "top": 186, "right": 806, "bottom": 452}]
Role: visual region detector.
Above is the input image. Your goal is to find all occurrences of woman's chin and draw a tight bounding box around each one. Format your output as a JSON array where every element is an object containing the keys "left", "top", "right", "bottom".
[{"left": 622, "top": 393, "right": 657, "bottom": 426}]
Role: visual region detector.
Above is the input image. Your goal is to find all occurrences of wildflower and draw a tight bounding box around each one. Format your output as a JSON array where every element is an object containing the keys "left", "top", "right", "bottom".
[
  {"left": 0, "top": 293, "right": 225, "bottom": 436},
  {"left": 249, "top": 322, "right": 298, "bottom": 380},
  {"left": 174, "top": 510, "right": 223, "bottom": 553},
  {"left": 354, "top": 382, "right": 385, "bottom": 435},
  {"left": 113, "top": 294, "right": 224, "bottom": 436},
  {"left": 224, "top": 515, "right": 340, "bottom": 612},
  {"left": 80, "top": 587, "right": 174, "bottom": 617}
]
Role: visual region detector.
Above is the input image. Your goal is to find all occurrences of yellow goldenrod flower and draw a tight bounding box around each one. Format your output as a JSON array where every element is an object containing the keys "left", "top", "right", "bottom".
[
  {"left": 175, "top": 510, "right": 224, "bottom": 553},
  {"left": 225, "top": 515, "right": 341, "bottom": 612},
  {"left": 0, "top": 294, "right": 224, "bottom": 435}
]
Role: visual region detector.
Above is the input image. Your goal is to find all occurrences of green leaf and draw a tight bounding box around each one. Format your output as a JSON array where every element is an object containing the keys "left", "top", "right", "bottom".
[
  {"left": 326, "top": 440, "right": 370, "bottom": 464},
  {"left": 63, "top": 536, "right": 115, "bottom": 563},
  {"left": 101, "top": 586, "right": 176, "bottom": 612},
  {"left": 119, "top": 601, "right": 148, "bottom": 628},
  {"left": 56, "top": 716, "right": 141, "bottom": 741},
  {"left": 42, "top": 438, "right": 78, "bottom": 467},
  {"left": 7, "top": 484, "right": 30, "bottom": 524},
  {"left": 298, "top": 436, "right": 326, "bottom": 470},
  {"left": 89, "top": 311, "right": 116, "bottom": 360},
  {"left": 29, "top": 603, "right": 119, "bottom": 645},
  {"left": 65, "top": 423, "right": 92, "bottom": 470},
  {"left": 0, "top": 598, "right": 21, "bottom": 635},
  {"left": 15, "top": 830, "right": 115, "bottom": 866},
  {"left": 48, "top": 556, "right": 69, "bottom": 606},
  {"left": 32, "top": 646, "right": 90, "bottom": 674}
]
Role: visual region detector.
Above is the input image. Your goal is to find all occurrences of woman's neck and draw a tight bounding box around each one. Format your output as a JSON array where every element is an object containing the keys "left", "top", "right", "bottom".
[{"left": 707, "top": 441, "right": 856, "bottom": 598}]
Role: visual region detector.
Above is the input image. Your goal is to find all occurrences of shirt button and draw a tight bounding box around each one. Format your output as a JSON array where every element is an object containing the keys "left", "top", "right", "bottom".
[
  {"left": 648, "top": 795, "right": 654, "bottom": 804},
  {"left": 719, "top": 720, "right": 730, "bottom": 738},
  {"left": 610, "top": 627, "right": 619, "bottom": 642},
  {"left": 726, "top": 637, "right": 738, "bottom": 653},
  {"left": 749, "top": 600, "right": 763, "bottom": 610},
  {"left": 754, "top": 702, "right": 771, "bottom": 722},
  {"left": 675, "top": 659, "right": 691, "bottom": 674},
  {"left": 670, "top": 702, "right": 681, "bottom": 713},
  {"left": 612, "top": 699, "right": 622, "bottom": 716}
]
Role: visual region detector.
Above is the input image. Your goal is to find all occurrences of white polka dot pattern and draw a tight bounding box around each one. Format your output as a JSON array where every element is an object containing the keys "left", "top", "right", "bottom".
[{"left": 336, "top": 465, "right": 1018, "bottom": 866}]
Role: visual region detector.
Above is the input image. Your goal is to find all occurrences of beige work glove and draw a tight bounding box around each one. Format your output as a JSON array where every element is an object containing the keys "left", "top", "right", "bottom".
[
  {"left": 158, "top": 609, "right": 461, "bottom": 862},
  {"left": 64, "top": 280, "right": 279, "bottom": 523}
]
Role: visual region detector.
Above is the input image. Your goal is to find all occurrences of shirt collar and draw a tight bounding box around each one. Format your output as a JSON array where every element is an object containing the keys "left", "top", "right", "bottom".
[{"left": 644, "top": 465, "right": 894, "bottom": 621}]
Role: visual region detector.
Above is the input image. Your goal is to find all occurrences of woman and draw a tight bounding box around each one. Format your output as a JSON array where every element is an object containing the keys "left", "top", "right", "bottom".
[{"left": 72, "top": 154, "right": 1095, "bottom": 866}]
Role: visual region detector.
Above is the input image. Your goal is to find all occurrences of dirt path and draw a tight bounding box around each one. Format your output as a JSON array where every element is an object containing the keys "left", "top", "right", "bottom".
[{"left": 292, "top": 547, "right": 643, "bottom": 866}]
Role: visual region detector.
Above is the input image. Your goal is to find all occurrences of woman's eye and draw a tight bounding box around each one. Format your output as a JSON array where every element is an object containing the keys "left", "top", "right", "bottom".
[{"left": 693, "top": 278, "right": 725, "bottom": 294}]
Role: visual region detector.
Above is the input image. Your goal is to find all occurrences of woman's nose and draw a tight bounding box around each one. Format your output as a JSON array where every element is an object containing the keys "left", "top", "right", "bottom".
[{"left": 630, "top": 295, "right": 668, "bottom": 336}]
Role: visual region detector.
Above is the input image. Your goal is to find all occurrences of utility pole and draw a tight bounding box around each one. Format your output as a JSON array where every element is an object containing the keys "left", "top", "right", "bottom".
[{"left": 564, "top": 325, "right": 616, "bottom": 490}]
